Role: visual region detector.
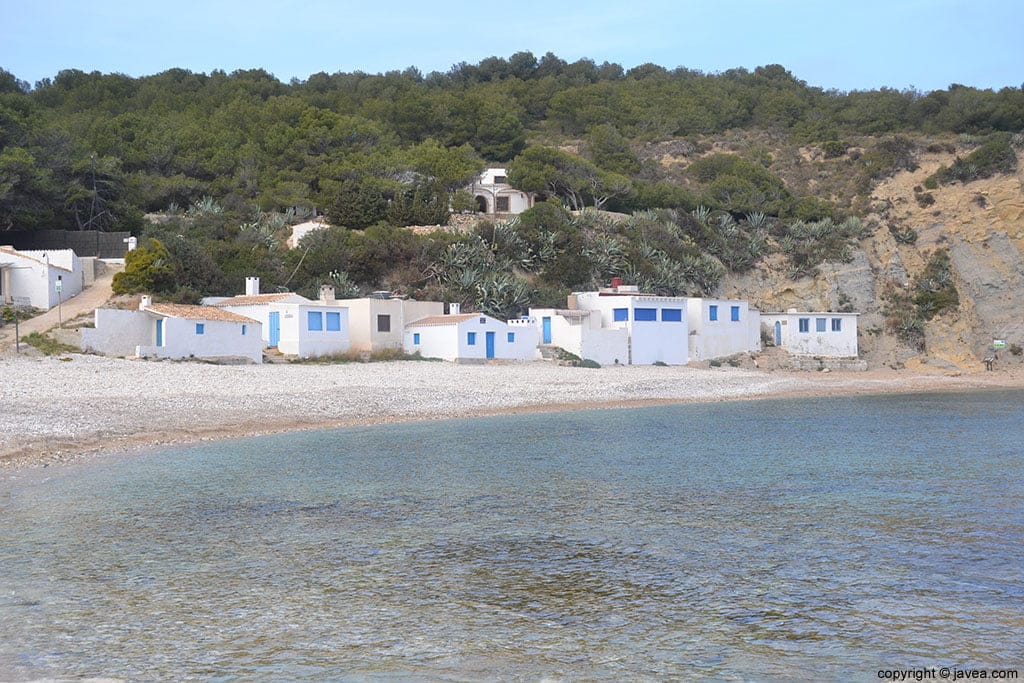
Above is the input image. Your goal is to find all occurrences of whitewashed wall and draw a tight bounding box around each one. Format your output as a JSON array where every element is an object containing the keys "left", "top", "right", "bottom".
[
  {"left": 529, "top": 308, "right": 629, "bottom": 365},
  {"left": 761, "top": 313, "right": 859, "bottom": 357},
  {"left": 0, "top": 250, "right": 83, "bottom": 310},
  {"left": 138, "top": 317, "right": 264, "bottom": 363},
  {"left": 686, "top": 298, "right": 761, "bottom": 360},
  {"left": 406, "top": 316, "right": 538, "bottom": 361},
  {"left": 275, "top": 304, "right": 351, "bottom": 357},
  {"left": 573, "top": 293, "right": 690, "bottom": 365},
  {"left": 81, "top": 309, "right": 154, "bottom": 356}
]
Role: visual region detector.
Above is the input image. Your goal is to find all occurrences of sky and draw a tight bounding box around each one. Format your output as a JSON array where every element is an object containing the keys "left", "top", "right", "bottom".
[{"left": 1, "top": 0, "right": 1021, "bottom": 93}]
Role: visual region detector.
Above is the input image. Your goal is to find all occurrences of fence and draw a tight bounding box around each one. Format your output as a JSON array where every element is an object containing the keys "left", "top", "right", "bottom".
[{"left": 0, "top": 230, "right": 130, "bottom": 258}]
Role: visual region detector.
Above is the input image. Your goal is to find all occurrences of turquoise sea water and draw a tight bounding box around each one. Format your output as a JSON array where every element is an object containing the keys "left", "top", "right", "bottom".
[{"left": 1, "top": 391, "right": 1022, "bottom": 681}]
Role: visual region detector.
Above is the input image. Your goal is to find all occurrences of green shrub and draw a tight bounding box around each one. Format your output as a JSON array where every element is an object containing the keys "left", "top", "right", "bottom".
[
  {"left": 822, "top": 140, "right": 848, "bottom": 158},
  {"left": 922, "top": 176, "right": 939, "bottom": 190},
  {"left": 23, "top": 332, "right": 79, "bottom": 356},
  {"left": 913, "top": 249, "right": 959, "bottom": 319},
  {"left": 927, "top": 132, "right": 1017, "bottom": 186},
  {"left": 1009, "top": 343, "right": 1022, "bottom": 356}
]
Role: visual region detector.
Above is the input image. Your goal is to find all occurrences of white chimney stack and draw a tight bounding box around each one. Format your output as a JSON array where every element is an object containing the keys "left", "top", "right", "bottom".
[
  {"left": 139, "top": 295, "right": 152, "bottom": 310},
  {"left": 245, "top": 277, "right": 260, "bottom": 296},
  {"left": 449, "top": 302, "right": 461, "bottom": 315},
  {"left": 319, "top": 285, "right": 335, "bottom": 303}
]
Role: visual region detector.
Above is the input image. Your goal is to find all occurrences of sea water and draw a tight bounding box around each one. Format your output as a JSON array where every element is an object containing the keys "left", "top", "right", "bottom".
[{"left": 1, "top": 391, "right": 1022, "bottom": 681}]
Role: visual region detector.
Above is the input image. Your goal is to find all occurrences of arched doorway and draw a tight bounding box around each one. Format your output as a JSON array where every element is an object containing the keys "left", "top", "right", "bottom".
[{"left": 475, "top": 195, "right": 488, "bottom": 213}]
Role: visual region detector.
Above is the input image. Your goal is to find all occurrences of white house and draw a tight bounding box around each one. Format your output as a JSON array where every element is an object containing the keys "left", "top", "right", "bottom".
[
  {"left": 210, "top": 277, "right": 313, "bottom": 348},
  {"left": 269, "top": 293, "right": 351, "bottom": 358},
  {"left": 467, "top": 168, "right": 536, "bottom": 215},
  {"left": 761, "top": 310, "right": 859, "bottom": 357},
  {"left": 685, "top": 298, "right": 762, "bottom": 361},
  {"left": 340, "top": 294, "right": 444, "bottom": 353},
  {"left": 572, "top": 286, "right": 690, "bottom": 365},
  {"left": 0, "top": 246, "right": 84, "bottom": 310},
  {"left": 528, "top": 307, "right": 629, "bottom": 366},
  {"left": 404, "top": 312, "right": 539, "bottom": 362},
  {"left": 82, "top": 297, "right": 263, "bottom": 363}
]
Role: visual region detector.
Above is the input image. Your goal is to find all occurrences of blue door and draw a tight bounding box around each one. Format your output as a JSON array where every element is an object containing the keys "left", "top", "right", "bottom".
[
  {"left": 774, "top": 321, "right": 782, "bottom": 346},
  {"left": 268, "top": 311, "right": 280, "bottom": 347},
  {"left": 542, "top": 317, "right": 552, "bottom": 344},
  {"left": 155, "top": 319, "right": 163, "bottom": 347},
  {"left": 485, "top": 331, "right": 495, "bottom": 359}
]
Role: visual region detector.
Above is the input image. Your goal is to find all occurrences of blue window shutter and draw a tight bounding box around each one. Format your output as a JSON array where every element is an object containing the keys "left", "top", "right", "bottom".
[
  {"left": 709, "top": 305, "right": 718, "bottom": 321},
  {"left": 507, "top": 332, "right": 515, "bottom": 342},
  {"left": 731, "top": 305, "right": 740, "bottom": 321},
  {"left": 816, "top": 318, "right": 827, "bottom": 332},
  {"left": 195, "top": 323, "right": 204, "bottom": 335},
  {"left": 413, "top": 333, "right": 420, "bottom": 345},
  {"left": 832, "top": 318, "right": 842, "bottom": 332},
  {"left": 467, "top": 332, "right": 476, "bottom": 345},
  {"left": 326, "top": 311, "right": 341, "bottom": 331},
  {"left": 613, "top": 308, "right": 628, "bottom": 322},
  {"left": 308, "top": 311, "right": 323, "bottom": 331},
  {"left": 634, "top": 308, "right": 657, "bottom": 321},
  {"left": 661, "top": 308, "right": 682, "bottom": 322},
  {"left": 241, "top": 324, "right": 246, "bottom": 336},
  {"left": 799, "top": 318, "right": 809, "bottom": 333}
]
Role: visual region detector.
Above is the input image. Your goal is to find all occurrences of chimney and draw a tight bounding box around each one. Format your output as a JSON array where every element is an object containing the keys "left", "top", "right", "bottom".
[
  {"left": 319, "top": 284, "right": 335, "bottom": 303},
  {"left": 610, "top": 276, "right": 623, "bottom": 290},
  {"left": 449, "top": 302, "right": 461, "bottom": 315},
  {"left": 245, "top": 276, "right": 260, "bottom": 296},
  {"left": 139, "top": 295, "right": 152, "bottom": 310}
]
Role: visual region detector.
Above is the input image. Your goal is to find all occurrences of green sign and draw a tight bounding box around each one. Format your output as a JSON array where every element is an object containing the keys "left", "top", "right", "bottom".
[{"left": 993, "top": 339, "right": 1006, "bottom": 349}]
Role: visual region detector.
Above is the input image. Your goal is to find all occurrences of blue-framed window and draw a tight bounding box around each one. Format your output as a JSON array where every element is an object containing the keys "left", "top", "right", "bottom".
[
  {"left": 832, "top": 318, "right": 842, "bottom": 332},
  {"left": 467, "top": 332, "right": 476, "bottom": 345},
  {"left": 798, "top": 318, "right": 810, "bottom": 333},
  {"left": 308, "top": 311, "right": 323, "bottom": 331},
  {"left": 241, "top": 324, "right": 246, "bottom": 336},
  {"left": 661, "top": 308, "right": 682, "bottom": 322},
  {"left": 613, "top": 308, "right": 628, "bottom": 322},
  {"left": 413, "top": 333, "right": 421, "bottom": 345},
  {"left": 634, "top": 308, "right": 657, "bottom": 321},
  {"left": 816, "top": 318, "right": 827, "bottom": 332},
  {"left": 195, "top": 323, "right": 205, "bottom": 335},
  {"left": 507, "top": 332, "right": 515, "bottom": 343},
  {"left": 709, "top": 305, "right": 718, "bottom": 321},
  {"left": 326, "top": 311, "right": 341, "bottom": 331},
  {"left": 731, "top": 305, "right": 740, "bottom": 322}
]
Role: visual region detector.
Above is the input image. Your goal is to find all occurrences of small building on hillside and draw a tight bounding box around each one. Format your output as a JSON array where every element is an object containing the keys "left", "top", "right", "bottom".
[
  {"left": 685, "top": 298, "right": 762, "bottom": 361},
  {"left": 528, "top": 307, "right": 630, "bottom": 366},
  {"left": 404, "top": 311, "right": 539, "bottom": 362},
  {"left": 466, "top": 168, "right": 536, "bottom": 216},
  {"left": 288, "top": 218, "right": 329, "bottom": 248},
  {"left": 0, "top": 246, "right": 84, "bottom": 310},
  {"left": 572, "top": 285, "right": 691, "bottom": 365},
  {"left": 761, "top": 310, "right": 859, "bottom": 357},
  {"left": 82, "top": 296, "right": 263, "bottom": 363},
  {"left": 340, "top": 293, "right": 444, "bottom": 353}
]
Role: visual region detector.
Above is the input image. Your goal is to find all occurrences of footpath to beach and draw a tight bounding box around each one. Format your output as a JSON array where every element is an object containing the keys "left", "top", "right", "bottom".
[{"left": 3, "top": 353, "right": 1022, "bottom": 471}]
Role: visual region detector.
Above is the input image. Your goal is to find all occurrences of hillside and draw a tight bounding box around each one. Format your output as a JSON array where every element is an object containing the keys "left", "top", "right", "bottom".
[
  {"left": 707, "top": 138, "right": 1024, "bottom": 371},
  {"left": 2, "top": 57, "right": 1022, "bottom": 368}
]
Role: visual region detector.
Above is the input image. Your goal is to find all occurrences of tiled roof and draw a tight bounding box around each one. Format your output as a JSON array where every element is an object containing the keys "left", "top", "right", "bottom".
[
  {"left": 146, "top": 303, "right": 258, "bottom": 323},
  {"left": 212, "top": 292, "right": 299, "bottom": 306},
  {"left": 406, "top": 313, "right": 480, "bottom": 327}
]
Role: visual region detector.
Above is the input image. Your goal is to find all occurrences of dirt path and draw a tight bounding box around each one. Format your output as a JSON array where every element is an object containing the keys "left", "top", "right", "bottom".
[{"left": 0, "top": 268, "right": 118, "bottom": 351}]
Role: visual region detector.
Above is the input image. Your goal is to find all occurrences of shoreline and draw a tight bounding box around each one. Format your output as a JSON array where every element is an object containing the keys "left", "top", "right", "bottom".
[{"left": 3, "top": 354, "right": 1023, "bottom": 473}]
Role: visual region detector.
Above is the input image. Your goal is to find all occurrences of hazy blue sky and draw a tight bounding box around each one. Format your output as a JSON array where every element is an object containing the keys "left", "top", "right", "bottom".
[{"left": 2, "top": 0, "right": 1020, "bottom": 92}]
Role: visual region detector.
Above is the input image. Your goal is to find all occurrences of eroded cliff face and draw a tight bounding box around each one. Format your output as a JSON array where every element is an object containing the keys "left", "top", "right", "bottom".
[{"left": 722, "top": 150, "right": 1024, "bottom": 371}]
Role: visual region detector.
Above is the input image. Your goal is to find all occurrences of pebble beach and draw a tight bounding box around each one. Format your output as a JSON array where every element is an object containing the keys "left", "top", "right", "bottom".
[{"left": 2, "top": 353, "right": 1021, "bottom": 470}]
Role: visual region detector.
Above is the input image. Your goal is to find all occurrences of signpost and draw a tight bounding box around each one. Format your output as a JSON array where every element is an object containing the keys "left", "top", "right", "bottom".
[
  {"left": 55, "top": 275, "right": 63, "bottom": 327},
  {"left": 993, "top": 339, "right": 1006, "bottom": 350},
  {"left": 10, "top": 296, "right": 31, "bottom": 353}
]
